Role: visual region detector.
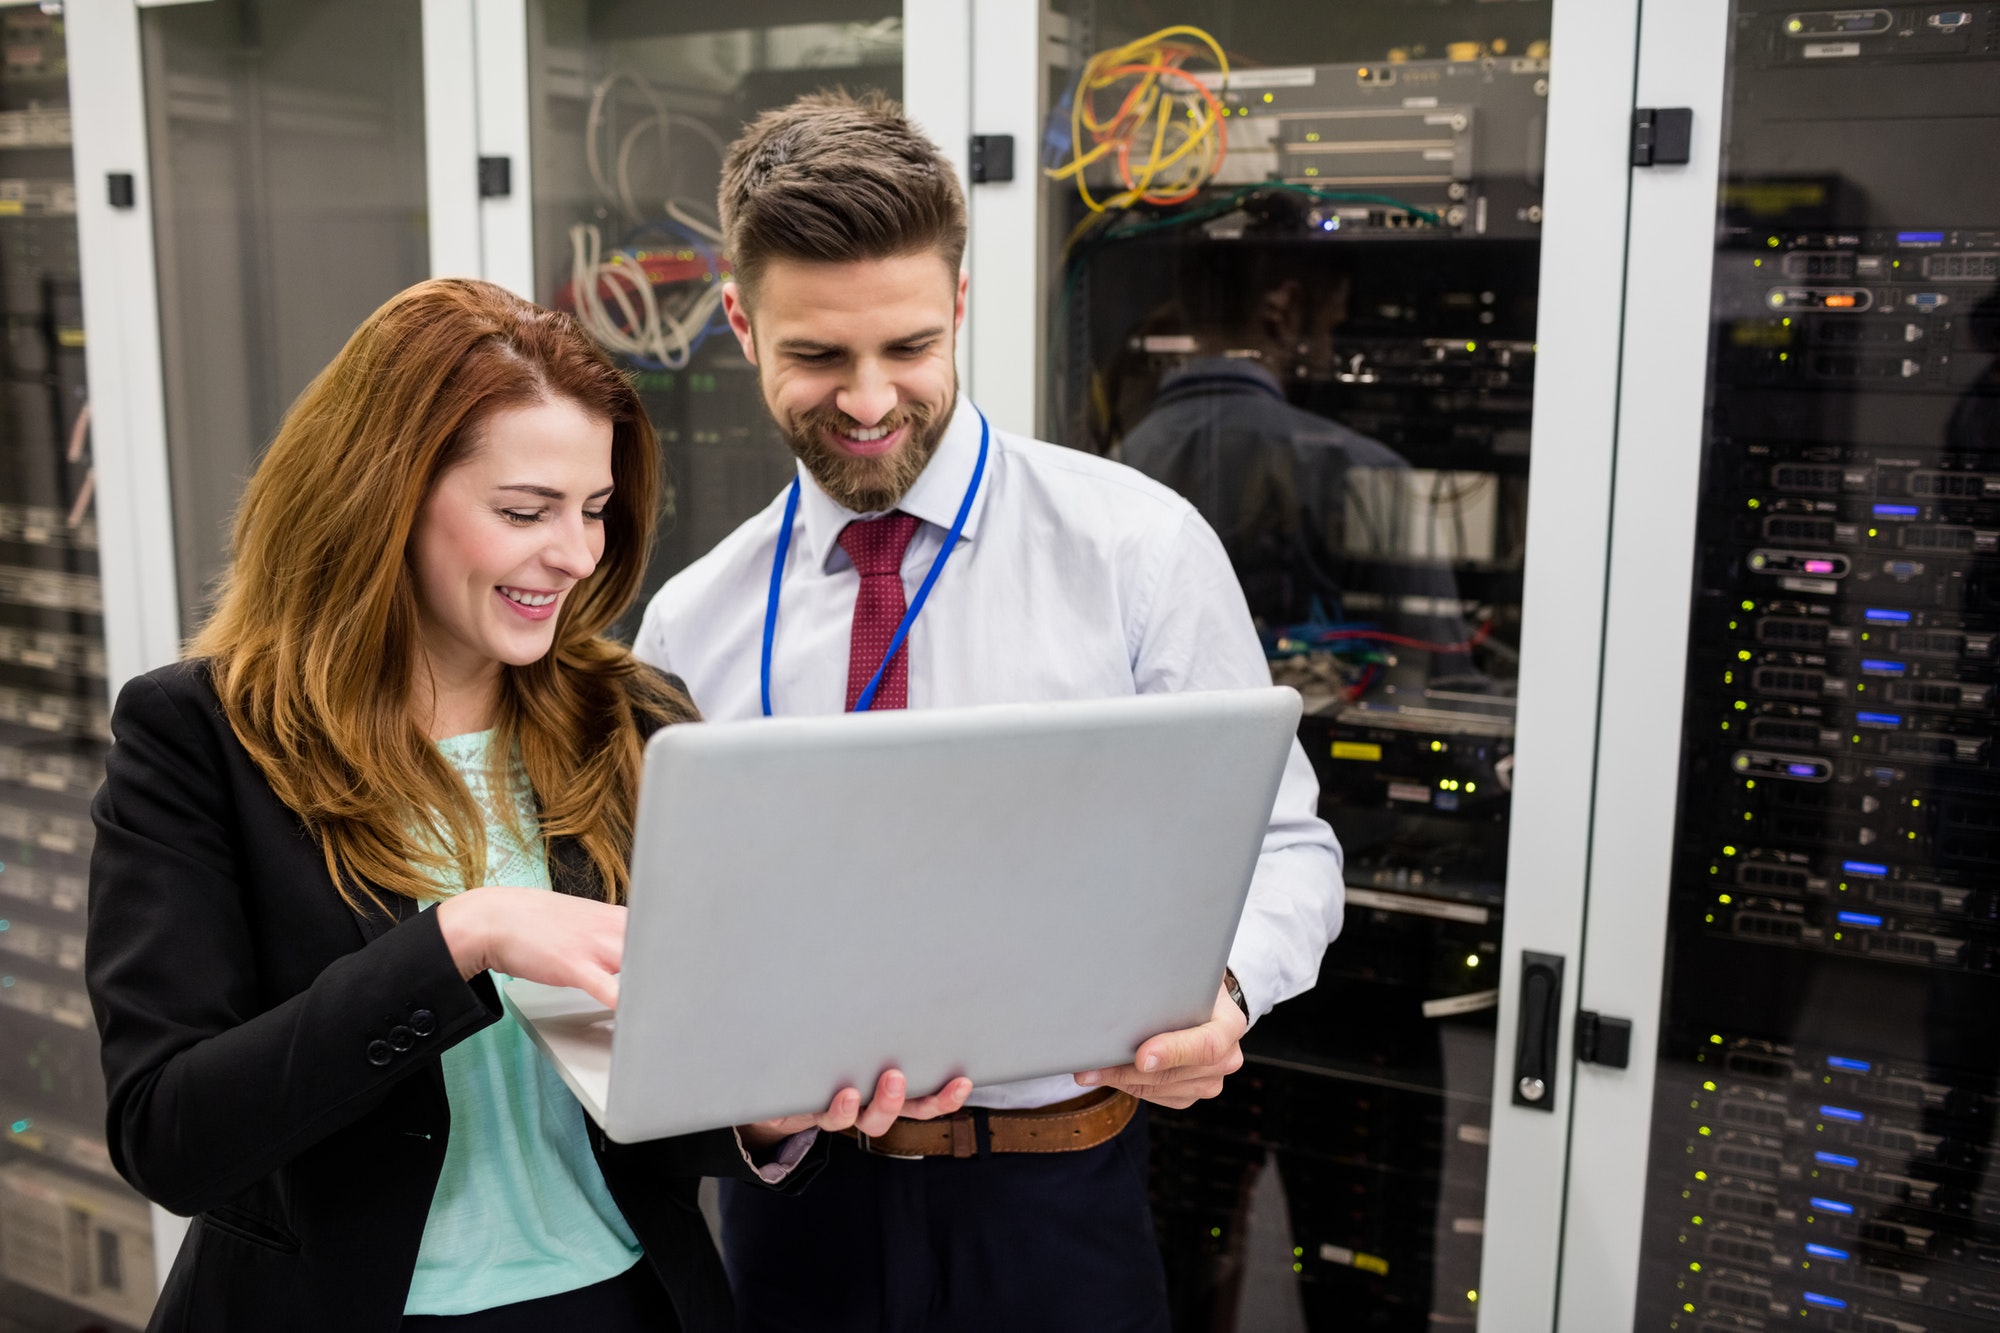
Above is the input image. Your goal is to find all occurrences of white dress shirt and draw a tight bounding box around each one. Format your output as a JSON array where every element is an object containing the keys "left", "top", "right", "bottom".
[{"left": 634, "top": 397, "right": 1344, "bottom": 1110}]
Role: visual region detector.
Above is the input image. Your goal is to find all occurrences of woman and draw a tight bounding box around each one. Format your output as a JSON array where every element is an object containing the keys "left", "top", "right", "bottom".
[{"left": 85, "top": 278, "right": 970, "bottom": 1332}]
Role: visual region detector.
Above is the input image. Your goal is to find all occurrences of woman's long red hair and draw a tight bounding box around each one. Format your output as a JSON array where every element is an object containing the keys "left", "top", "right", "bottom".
[{"left": 190, "top": 277, "right": 692, "bottom": 912}]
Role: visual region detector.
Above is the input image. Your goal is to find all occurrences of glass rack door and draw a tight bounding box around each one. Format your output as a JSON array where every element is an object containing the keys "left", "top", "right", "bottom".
[
  {"left": 525, "top": 1, "right": 905, "bottom": 641},
  {"left": 1037, "top": 2, "right": 1555, "bottom": 1327},
  {"left": 1627, "top": 5, "right": 2000, "bottom": 1331}
]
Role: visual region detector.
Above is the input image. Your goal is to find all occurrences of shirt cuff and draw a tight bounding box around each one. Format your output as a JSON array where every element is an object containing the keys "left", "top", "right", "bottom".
[{"left": 733, "top": 1127, "right": 819, "bottom": 1184}]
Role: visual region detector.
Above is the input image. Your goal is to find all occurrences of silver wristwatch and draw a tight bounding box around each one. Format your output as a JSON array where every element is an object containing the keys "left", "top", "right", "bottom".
[{"left": 1222, "top": 967, "right": 1249, "bottom": 1023}]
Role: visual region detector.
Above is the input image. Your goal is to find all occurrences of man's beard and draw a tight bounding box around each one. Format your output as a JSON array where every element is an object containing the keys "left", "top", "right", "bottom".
[{"left": 775, "top": 381, "right": 956, "bottom": 514}]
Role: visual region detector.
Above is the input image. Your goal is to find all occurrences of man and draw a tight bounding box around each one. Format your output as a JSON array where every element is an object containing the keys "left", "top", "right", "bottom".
[{"left": 634, "top": 91, "right": 1343, "bottom": 1333}]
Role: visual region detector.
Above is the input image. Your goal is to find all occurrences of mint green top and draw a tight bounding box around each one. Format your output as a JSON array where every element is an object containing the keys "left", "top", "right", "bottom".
[{"left": 403, "top": 730, "right": 642, "bottom": 1316}]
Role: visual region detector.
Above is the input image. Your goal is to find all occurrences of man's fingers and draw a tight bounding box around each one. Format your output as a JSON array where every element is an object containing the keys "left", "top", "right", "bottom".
[
  {"left": 813, "top": 1086, "right": 862, "bottom": 1133},
  {"left": 1088, "top": 1061, "right": 1233, "bottom": 1093},
  {"left": 853, "top": 1069, "right": 908, "bottom": 1138},
  {"left": 1134, "top": 1022, "right": 1228, "bottom": 1075},
  {"left": 1130, "top": 1075, "right": 1228, "bottom": 1109},
  {"left": 747, "top": 1113, "right": 817, "bottom": 1143},
  {"left": 898, "top": 1077, "right": 973, "bottom": 1121}
]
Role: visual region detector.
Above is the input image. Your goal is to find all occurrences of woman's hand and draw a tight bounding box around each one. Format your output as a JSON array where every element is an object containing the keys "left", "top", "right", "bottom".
[
  {"left": 738, "top": 1069, "right": 975, "bottom": 1152},
  {"left": 435, "top": 887, "right": 626, "bottom": 1010}
]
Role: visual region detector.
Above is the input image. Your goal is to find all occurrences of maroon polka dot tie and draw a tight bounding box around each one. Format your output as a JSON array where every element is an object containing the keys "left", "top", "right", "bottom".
[{"left": 836, "top": 512, "right": 921, "bottom": 712}]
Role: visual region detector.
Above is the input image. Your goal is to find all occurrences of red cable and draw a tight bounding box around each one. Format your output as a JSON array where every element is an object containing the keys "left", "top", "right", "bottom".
[{"left": 1313, "top": 619, "right": 1497, "bottom": 655}]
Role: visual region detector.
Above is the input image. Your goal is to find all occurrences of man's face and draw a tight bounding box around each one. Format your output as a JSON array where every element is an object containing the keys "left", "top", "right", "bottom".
[{"left": 724, "top": 252, "right": 967, "bottom": 513}]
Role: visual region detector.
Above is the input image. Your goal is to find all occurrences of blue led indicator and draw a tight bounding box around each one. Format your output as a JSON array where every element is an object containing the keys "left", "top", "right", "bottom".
[
  {"left": 1788, "top": 763, "right": 1821, "bottom": 777},
  {"left": 1837, "top": 911, "right": 1884, "bottom": 928},
  {"left": 7, "top": 1119, "right": 27, "bottom": 1135},
  {"left": 1804, "top": 1243, "right": 1851, "bottom": 1261},
  {"left": 1856, "top": 712, "right": 1901, "bottom": 727},
  {"left": 1842, "top": 861, "right": 1888, "bottom": 878},
  {"left": 1860, "top": 659, "right": 1906, "bottom": 675},
  {"left": 1896, "top": 231, "right": 1945, "bottom": 245},
  {"left": 1815, "top": 1151, "right": 1861, "bottom": 1169},
  {"left": 1809, "top": 1196, "right": 1857, "bottom": 1214},
  {"left": 1864, "top": 608, "right": 1911, "bottom": 623},
  {"left": 1803, "top": 1291, "right": 1849, "bottom": 1310},
  {"left": 1826, "top": 1056, "right": 1872, "bottom": 1073},
  {"left": 1819, "top": 1106, "right": 1865, "bottom": 1123},
  {"left": 1873, "top": 504, "right": 1920, "bottom": 517}
]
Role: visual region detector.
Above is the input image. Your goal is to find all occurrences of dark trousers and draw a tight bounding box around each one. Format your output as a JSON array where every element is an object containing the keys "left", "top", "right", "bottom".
[
  {"left": 719, "top": 1108, "right": 1171, "bottom": 1333},
  {"left": 399, "top": 1259, "right": 680, "bottom": 1331}
]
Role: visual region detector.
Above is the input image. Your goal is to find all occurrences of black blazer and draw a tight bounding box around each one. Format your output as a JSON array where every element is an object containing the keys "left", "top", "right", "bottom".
[{"left": 86, "top": 660, "right": 817, "bottom": 1332}]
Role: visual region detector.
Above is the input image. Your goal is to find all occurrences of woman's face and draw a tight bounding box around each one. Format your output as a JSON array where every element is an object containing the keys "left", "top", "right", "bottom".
[{"left": 409, "top": 396, "right": 614, "bottom": 686}]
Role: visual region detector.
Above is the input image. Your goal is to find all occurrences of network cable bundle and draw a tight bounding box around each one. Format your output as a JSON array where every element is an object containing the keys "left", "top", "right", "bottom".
[{"left": 560, "top": 72, "right": 732, "bottom": 374}]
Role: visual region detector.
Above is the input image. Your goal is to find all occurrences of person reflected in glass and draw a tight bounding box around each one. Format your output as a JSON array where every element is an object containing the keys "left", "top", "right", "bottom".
[
  {"left": 1122, "top": 245, "right": 1484, "bottom": 702},
  {"left": 85, "top": 278, "right": 969, "bottom": 1333}
]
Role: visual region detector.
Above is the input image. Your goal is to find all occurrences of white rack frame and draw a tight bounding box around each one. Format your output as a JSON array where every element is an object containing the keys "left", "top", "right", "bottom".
[{"left": 1558, "top": 1, "right": 1733, "bottom": 1325}]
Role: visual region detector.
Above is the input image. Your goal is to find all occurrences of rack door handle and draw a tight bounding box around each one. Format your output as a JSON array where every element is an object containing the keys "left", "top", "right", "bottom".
[{"left": 1512, "top": 951, "right": 1566, "bottom": 1111}]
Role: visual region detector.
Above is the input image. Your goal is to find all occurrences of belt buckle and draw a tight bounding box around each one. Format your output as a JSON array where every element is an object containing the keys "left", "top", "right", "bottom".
[{"left": 852, "top": 1131, "right": 924, "bottom": 1162}]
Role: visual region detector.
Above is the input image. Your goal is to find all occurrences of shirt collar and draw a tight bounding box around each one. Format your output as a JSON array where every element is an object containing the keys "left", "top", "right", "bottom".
[
  {"left": 1158, "top": 356, "right": 1287, "bottom": 402},
  {"left": 793, "top": 395, "right": 992, "bottom": 572}
]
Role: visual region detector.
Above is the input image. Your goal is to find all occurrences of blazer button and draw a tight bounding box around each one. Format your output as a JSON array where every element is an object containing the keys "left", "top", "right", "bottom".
[
  {"left": 365, "top": 1040, "right": 393, "bottom": 1067},
  {"left": 388, "top": 1025, "right": 415, "bottom": 1052},
  {"left": 409, "top": 1009, "right": 436, "bottom": 1037}
]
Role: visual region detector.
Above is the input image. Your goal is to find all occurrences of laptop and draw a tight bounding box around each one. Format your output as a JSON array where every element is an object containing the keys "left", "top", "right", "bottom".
[{"left": 508, "top": 686, "right": 1302, "bottom": 1143}]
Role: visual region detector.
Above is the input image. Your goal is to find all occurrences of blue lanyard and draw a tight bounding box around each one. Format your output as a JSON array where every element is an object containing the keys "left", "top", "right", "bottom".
[{"left": 760, "top": 406, "right": 990, "bottom": 716}]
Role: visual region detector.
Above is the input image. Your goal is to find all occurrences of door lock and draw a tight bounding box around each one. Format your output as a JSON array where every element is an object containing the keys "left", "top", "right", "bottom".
[{"left": 1511, "top": 951, "right": 1565, "bottom": 1111}]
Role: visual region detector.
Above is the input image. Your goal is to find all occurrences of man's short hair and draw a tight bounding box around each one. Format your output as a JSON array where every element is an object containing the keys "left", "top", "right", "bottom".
[{"left": 719, "top": 90, "right": 967, "bottom": 301}]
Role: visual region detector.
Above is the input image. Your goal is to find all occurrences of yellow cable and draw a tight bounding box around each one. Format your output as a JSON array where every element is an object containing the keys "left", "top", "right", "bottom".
[{"left": 1046, "top": 24, "right": 1230, "bottom": 213}]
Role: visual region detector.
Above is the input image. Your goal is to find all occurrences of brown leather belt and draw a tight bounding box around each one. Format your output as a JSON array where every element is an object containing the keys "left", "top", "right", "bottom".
[{"left": 840, "top": 1089, "right": 1136, "bottom": 1159}]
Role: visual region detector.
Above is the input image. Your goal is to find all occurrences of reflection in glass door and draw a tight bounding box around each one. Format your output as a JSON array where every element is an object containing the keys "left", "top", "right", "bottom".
[
  {"left": 1038, "top": 2, "right": 1553, "bottom": 1327},
  {"left": 142, "top": 0, "right": 430, "bottom": 634},
  {"left": 1633, "top": 5, "right": 2000, "bottom": 1331},
  {"left": 526, "top": 3, "right": 904, "bottom": 641}
]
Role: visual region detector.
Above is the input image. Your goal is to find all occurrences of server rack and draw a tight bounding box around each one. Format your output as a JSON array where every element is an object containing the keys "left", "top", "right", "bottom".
[
  {"left": 1005, "top": 1, "right": 1635, "bottom": 1327},
  {"left": 1639, "top": 5, "right": 1998, "bottom": 1331},
  {"left": 0, "top": 9, "right": 156, "bottom": 1330},
  {"left": 1570, "top": 1, "right": 2000, "bottom": 1329}
]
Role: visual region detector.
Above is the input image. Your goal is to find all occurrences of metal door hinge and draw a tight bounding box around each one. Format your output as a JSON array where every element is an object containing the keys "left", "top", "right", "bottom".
[
  {"left": 969, "top": 135, "right": 1015, "bottom": 184},
  {"left": 1631, "top": 108, "right": 1692, "bottom": 166},
  {"left": 478, "top": 156, "right": 512, "bottom": 199},
  {"left": 1576, "top": 1010, "right": 1633, "bottom": 1068}
]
